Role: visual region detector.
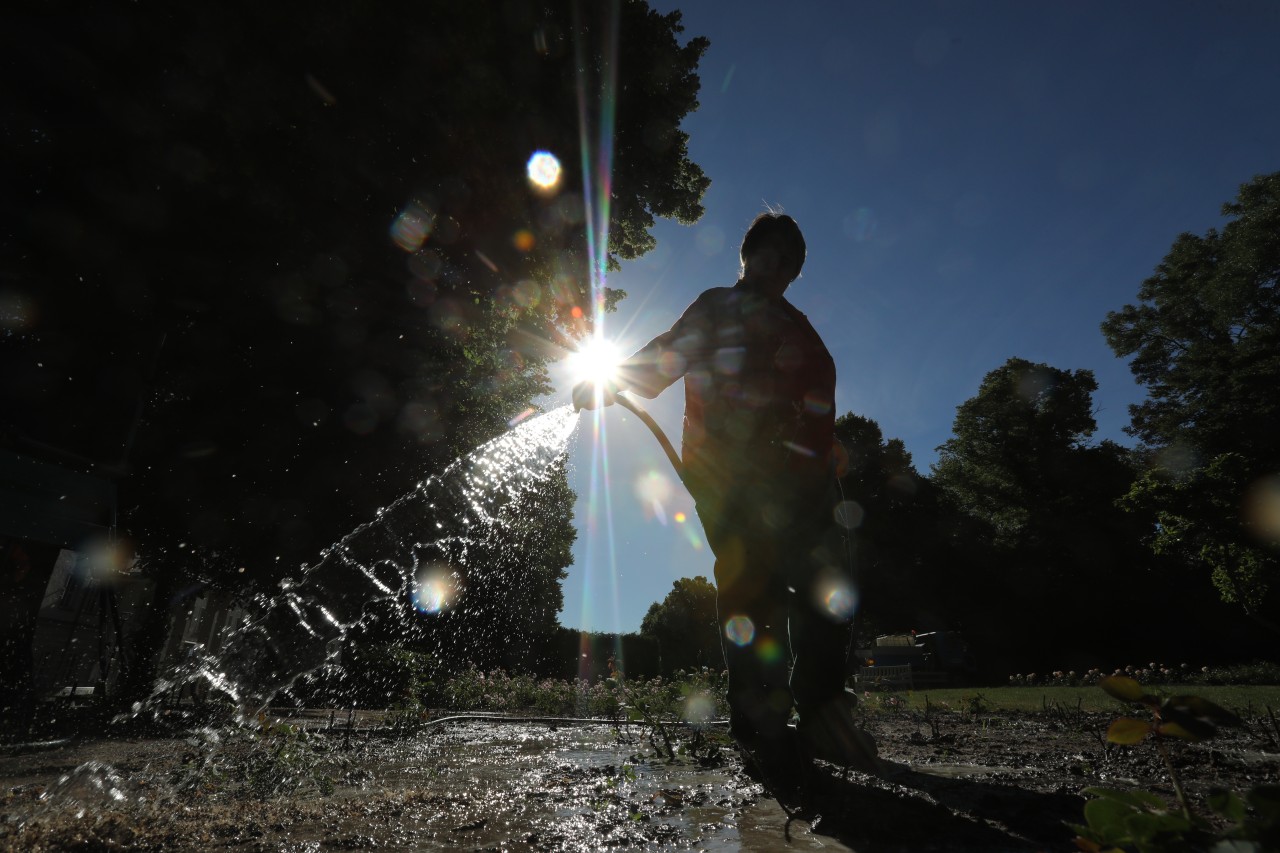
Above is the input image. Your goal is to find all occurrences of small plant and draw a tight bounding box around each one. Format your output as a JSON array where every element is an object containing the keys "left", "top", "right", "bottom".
[
  {"left": 1098, "top": 675, "right": 1242, "bottom": 818},
  {"left": 876, "top": 692, "right": 907, "bottom": 713},
  {"left": 605, "top": 664, "right": 729, "bottom": 764},
  {"left": 1073, "top": 785, "right": 1280, "bottom": 852},
  {"left": 1070, "top": 674, "right": 1275, "bottom": 852},
  {"left": 384, "top": 700, "right": 429, "bottom": 734},
  {"left": 963, "top": 692, "right": 990, "bottom": 716},
  {"left": 242, "top": 716, "right": 341, "bottom": 798}
]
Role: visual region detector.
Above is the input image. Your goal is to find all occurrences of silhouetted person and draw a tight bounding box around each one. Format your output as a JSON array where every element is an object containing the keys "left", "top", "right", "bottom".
[
  {"left": 574, "top": 212, "right": 874, "bottom": 788},
  {"left": 0, "top": 539, "right": 52, "bottom": 740}
]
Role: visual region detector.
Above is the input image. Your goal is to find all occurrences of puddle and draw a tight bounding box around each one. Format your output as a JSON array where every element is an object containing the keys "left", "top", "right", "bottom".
[
  {"left": 906, "top": 762, "right": 1019, "bottom": 779},
  {"left": 19, "top": 709, "right": 1270, "bottom": 850},
  {"left": 320, "top": 721, "right": 842, "bottom": 851}
]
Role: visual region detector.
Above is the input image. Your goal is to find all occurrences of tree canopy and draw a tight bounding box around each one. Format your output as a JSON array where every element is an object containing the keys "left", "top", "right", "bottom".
[
  {"left": 0, "top": 1, "right": 710, "bottom": 704},
  {"left": 639, "top": 575, "right": 721, "bottom": 675},
  {"left": 928, "top": 359, "right": 1173, "bottom": 669},
  {"left": 1102, "top": 172, "right": 1280, "bottom": 621},
  {"left": 832, "top": 413, "right": 940, "bottom": 637},
  {"left": 0, "top": 1, "right": 708, "bottom": 579},
  {"left": 931, "top": 358, "right": 1100, "bottom": 551}
]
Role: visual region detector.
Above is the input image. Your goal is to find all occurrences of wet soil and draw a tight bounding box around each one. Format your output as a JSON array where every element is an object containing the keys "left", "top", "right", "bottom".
[{"left": 2, "top": 708, "right": 1277, "bottom": 851}]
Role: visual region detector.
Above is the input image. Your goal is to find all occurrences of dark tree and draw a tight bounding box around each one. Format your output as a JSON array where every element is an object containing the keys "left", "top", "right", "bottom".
[
  {"left": 0, "top": 1, "right": 709, "bottom": 705},
  {"left": 932, "top": 359, "right": 1100, "bottom": 552},
  {"left": 640, "top": 575, "right": 721, "bottom": 675},
  {"left": 1102, "top": 173, "right": 1280, "bottom": 626},
  {"left": 929, "top": 359, "right": 1165, "bottom": 671},
  {"left": 832, "top": 413, "right": 943, "bottom": 638}
]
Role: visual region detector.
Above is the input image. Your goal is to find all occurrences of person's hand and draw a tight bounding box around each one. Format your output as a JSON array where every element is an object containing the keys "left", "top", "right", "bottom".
[{"left": 572, "top": 379, "right": 618, "bottom": 411}]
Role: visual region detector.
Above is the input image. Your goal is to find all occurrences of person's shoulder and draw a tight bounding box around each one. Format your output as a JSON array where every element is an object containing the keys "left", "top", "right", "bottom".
[
  {"left": 780, "top": 296, "right": 812, "bottom": 321},
  {"left": 695, "top": 285, "right": 737, "bottom": 301},
  {"left": 684, "top": 286, "right": 739, "bottom": 312}
]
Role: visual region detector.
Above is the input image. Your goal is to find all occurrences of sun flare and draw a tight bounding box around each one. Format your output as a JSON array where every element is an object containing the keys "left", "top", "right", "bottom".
[{"left": 567, "top": 336, "right": 624, "bottom": 386}]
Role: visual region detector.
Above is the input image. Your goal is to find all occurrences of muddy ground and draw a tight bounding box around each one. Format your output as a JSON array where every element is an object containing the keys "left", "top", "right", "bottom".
[{"left": 2, "top": 705, "right": 1277, "bottom": 852}]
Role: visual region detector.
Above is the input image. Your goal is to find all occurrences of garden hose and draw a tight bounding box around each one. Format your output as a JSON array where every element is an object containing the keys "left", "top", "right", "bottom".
[{"left": 612, "top": 392, "right": 685, "bottom": 485}]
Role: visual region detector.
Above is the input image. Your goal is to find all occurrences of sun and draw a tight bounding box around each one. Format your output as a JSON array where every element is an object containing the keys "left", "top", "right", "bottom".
[{"left": 567, "top": 336, "right": 624, "bottom": 386}]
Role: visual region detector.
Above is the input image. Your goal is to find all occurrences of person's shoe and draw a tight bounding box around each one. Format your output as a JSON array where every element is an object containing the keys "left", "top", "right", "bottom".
[
  {"left": 736, "top": 729, "right": 808, "bottom": 799},
  {"left": 798, "top": 693, "right": 882, "bottom": 775}
]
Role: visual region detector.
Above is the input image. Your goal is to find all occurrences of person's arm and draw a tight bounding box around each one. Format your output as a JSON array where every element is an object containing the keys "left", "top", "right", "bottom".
[{"left": 573, "top": 290, "right": 715, "bottom": 410}]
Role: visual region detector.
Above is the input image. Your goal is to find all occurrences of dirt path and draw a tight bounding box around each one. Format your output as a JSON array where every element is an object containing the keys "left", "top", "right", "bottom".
[{"left": 2, "top": 709, "right": 1276, "bottom": 851}]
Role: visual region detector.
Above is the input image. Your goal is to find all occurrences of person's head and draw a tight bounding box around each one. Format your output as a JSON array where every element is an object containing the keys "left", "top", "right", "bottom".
[{"left": 739, "top": 211, "right": 806, "bottom": 288}]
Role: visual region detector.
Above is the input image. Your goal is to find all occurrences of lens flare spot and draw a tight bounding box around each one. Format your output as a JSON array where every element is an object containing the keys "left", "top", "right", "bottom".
[
  {"left": 570, "top": 305, "right": 583, "bottom": 319},
  {"left": 842, "top": 207, "right": 878, "bottom": 242},
  {"left": 649, "top": 499, "right": 668, "bottom": 525},
  {"left": 682, "top": 691, "right": 715, "bottom": 724},
  {"left": 674, "top": 512, "right": 687, "bottom": 524},
  {"left": 413, "top": 565, "right": 460, "bottom": 615},
  {"left": 833, "top": 500, "right": 865, "bottom": 530},
  {"left": 83, "top": 538, "right": 131, "bottom": 582},
  {"left": 1154, "top": 443, "right": 1199, "bottom": 477},
  {"left": 803, "top": 391, "right": 832, "bottom": 416},
  {"left": 781, "top": 440, "right": 816, "bottom": 458},
  {"left": 512, "top": 280, "right": 540, "bottom": 308},
  {"left": 1245, "top": 475, "right": 1280, "bottom": 543},
  {"left": 635, "top": 469, "right": 674, "bottom": 521},
  {"left": 508, "top": 407, "right": 536, "bottom": 428},
  {"left": 724, "top": 615, "right": 755, "bottom": 647},
  {"left": 817, "top": 578, "right": 859, "bottom": 621},
  {"left": 391, "top": 203, "right": 434, "bottom": 252},
  {"left": 527, "top": 150, "right": 562, "bottom": 191},
  {"left": 755, "top": 635, "right": 783, "bottom": 665},
  {"left": 513, "top": 229, "right": 536, "bottom": 252}
]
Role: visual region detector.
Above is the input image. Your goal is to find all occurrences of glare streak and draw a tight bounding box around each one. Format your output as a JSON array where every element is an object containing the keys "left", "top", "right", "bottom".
[{"left": 571, "top": 0, "right": 625, "bottom": 673}]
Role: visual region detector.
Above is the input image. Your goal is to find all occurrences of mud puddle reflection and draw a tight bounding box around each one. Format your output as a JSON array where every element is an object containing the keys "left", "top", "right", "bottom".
[{"left": 309, "top": 721, "right": 846, "bottom": 851}]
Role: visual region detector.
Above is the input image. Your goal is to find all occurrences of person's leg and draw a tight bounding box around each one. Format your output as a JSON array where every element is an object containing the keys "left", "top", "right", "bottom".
[
  {"left": 789, "top": 597, "right": 851, "bottom": 717},
  {"left": 788, "top": 522, "right": 879, "bottom": 770},
  {"left": 786, "top": 518, "right": 852, "bottom": 713},
  {"left": 712, "top": 533, "right": 791, "bottom": 743}
]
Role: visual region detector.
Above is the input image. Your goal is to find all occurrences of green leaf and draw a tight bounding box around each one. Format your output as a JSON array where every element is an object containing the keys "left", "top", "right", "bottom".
[
  {"left": 1123, "top": 809, "right": 1191, "bottom": 843},
  {"left": 1099, "top": 675, "right": 1148, "bottom": 703},
  {"left": 1106, "top": 717, "right": 1153, "bottom": 745},
  {"left": 1157, "top": 720, "right": 1206, "bottom": 742},
  {"left": 1167, "top": 695, "right": 1245, "bottom": 727},
  {"left": 1084, "top": 797, "right": 1136, "bottom": 838},
  {"left": 1159, "top": 706, "right": 1217, "bottom": 741},
  {"left": 1208, "top": 789, "right": 1248, "bottom": 823}
]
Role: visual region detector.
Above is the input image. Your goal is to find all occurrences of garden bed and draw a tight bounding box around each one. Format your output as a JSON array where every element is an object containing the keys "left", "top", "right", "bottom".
[{"left": 3, "top": 689, "right": 1279, "bottom": 851}]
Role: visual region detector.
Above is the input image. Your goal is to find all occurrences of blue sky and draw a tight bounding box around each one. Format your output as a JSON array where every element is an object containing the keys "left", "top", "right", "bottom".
[{"left": 550, "top": 0, "right": 1280, "bottom": 634}]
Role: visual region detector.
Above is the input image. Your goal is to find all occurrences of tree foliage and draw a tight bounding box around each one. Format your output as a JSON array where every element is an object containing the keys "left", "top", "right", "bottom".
[
  {"left": 1103, "top": 173, "right": 1280, "bottom": 621},
  {"left": 640, "top": 575, "right": 721, "bottom": 675},
  {"left": 1102, "top": 173, "right": 1280, "bottom": 459},
  {"left": 1, "top": 1, "right": 708, "bottom": 576},
  {"left": 932, "top": 358, "right": 1100, "bottom": 551},
  {"left": 832, "top": 413, "right": 941, "bottom": 636},
  {"left": 0, "top": 1, "right": 709, "bottom": 700},
  {"left": 928, "top": 359, "right": 1172, "bottom": 670}
]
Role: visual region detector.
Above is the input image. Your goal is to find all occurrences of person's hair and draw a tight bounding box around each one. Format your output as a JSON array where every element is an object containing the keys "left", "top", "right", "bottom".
[{"left": 740, "top": 211, "right": 806, "bottom": 281}]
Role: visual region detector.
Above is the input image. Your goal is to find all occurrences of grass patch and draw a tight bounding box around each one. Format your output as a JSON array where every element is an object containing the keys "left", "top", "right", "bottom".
[{"left": 868, "top": 685, "right": 1280, "bottom": 714}]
